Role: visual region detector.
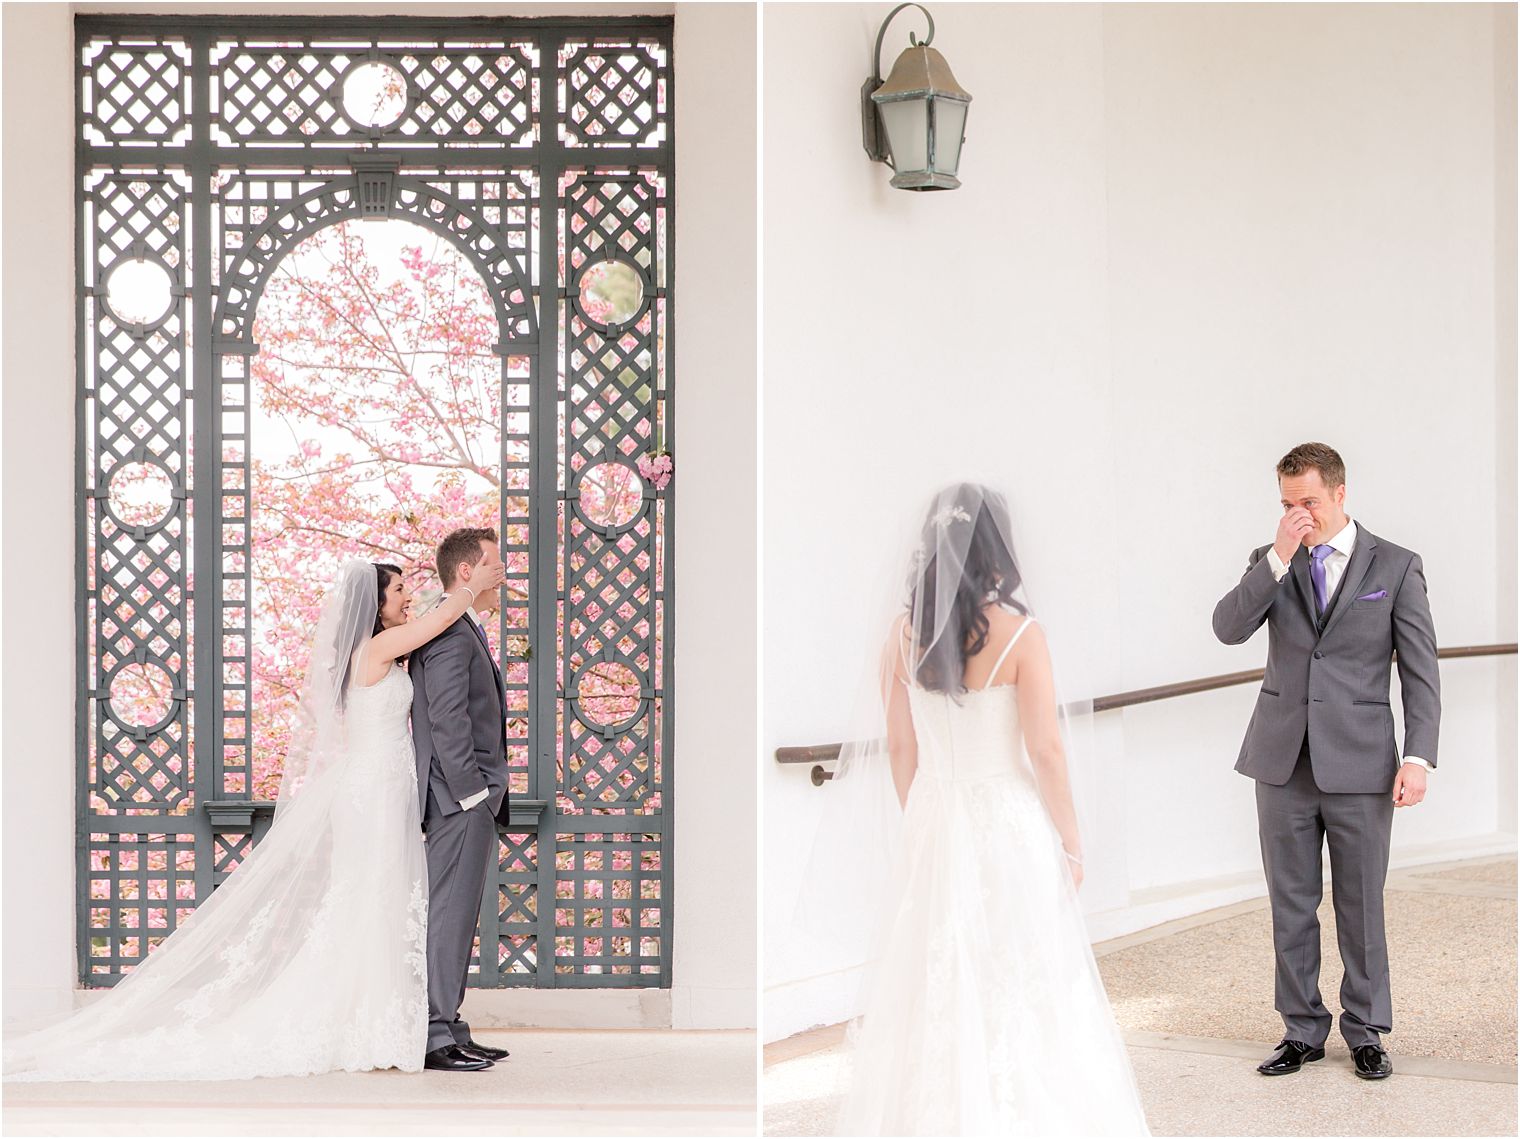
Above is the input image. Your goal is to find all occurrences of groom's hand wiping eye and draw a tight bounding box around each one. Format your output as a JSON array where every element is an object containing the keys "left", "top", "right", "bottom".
[{"left": 1274, "top": 508, "right": 1315, "bottom": 562}]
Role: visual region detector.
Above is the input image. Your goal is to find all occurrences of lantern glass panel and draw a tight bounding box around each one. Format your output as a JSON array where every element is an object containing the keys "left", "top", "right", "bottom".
[
  {"left": 934, "top": 99, "right": 968, "bottom": 176},
  {"left": 879, "top": 98, "right": 928, "bottom": 175}
]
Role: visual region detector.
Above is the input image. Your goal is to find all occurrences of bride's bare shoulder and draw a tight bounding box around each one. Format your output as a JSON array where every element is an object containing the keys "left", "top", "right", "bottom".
[
  {"left": 981, "top": 602, "right": 1028, "bottom": 635},
  {"left": 982, "top": 604, "right": 1044, "bottom": 657}
]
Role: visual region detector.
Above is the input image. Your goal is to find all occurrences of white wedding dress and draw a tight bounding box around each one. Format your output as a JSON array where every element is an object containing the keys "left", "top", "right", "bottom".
[
  {"left": 836, "top": 621, "right": 1151, "bottom": 1136},
  {"left": 4, "top": 664, "right": 427, "bottom": 1082}
]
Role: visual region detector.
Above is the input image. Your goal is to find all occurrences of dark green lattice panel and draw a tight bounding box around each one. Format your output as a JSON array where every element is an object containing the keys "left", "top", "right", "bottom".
[
  {"left": 86, "top": 172, "right": 191, "bottom": 816},
  {"left": 77, "top": 14, "right": 673, "bottom": 992}
]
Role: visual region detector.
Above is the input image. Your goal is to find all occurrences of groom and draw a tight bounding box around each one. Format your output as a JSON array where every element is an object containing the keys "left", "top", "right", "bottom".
[
  {"left": 410, "top": 527, "right": 512, "bottom": 1072},
  {"left": 1213, "top": 443, "right": 1440, "bottom": 1082}
]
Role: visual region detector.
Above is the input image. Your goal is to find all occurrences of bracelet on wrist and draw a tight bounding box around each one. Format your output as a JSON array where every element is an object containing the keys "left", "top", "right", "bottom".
[
  {"left": 1063, "top": 849, "right": 1083, "bottom": 866},
  {"left": 460, "top": 586, "right": 477, "bottom": 605}
]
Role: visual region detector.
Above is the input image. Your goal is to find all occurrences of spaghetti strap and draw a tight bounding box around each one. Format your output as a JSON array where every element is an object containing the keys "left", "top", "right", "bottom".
[
  {"left": 896, "top": 619, "right": 915, "bottom": 685},
  {"left": 982, "top": 616, "right": 1036, "bottom": 690}
]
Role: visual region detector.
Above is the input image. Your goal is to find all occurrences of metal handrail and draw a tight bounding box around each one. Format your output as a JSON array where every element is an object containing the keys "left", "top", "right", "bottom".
[{"left": 775, "top": 642, "right": 1516, "bottom": 785}]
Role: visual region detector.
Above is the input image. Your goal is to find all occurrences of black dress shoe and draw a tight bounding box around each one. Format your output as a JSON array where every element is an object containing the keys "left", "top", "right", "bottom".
[
  {"left": 1352, "top": 1044, "right": 1393, "bottom": 1080},
  {"left": 423, "top": 1044, "right": 493, "bottom": 1072},
  {"left": 457, "top": 1038, "right": 510, "bottom": 1061},
  {"left": 1257, "top": 1039, "right": 1326, "bottom": 1075}
]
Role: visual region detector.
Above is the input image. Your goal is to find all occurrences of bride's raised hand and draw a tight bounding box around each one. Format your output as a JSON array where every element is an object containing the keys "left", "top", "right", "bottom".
[{"left": 475, "top": 560, "right": 508, "bottom": 594}]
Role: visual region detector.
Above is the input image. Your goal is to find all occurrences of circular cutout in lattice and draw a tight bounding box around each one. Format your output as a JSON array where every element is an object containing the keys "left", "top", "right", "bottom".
[
  {"left": 577, "top": 258, "right": 645, "bottom": 326},
  {"left": 573, "top": 661, "right": 644, "bottom": 728},
  {"left": 575, "top": 462, "right": 645, "bottom": 531},
  {"left": 104, "top": 258, "right": 173, "bottom": 326},
  {"left": 342, "top": 61, "right": 408, "bottom": 129},
  {"left": 108, "top": 661, "right": 176, "bottom": 730},
  {"left": 107, "top": 461, "right": 176, "bottom": 529}
]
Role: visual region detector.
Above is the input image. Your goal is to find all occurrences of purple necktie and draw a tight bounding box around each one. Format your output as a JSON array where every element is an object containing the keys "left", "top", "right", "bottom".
[{"left": 1309, "top": 544, "right": 1335, "bottom": 615}]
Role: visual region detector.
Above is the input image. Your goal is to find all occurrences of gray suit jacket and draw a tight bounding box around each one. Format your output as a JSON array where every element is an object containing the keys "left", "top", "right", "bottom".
[
  {"left": 408, "top": 615, "right": 510, "bottom": 820},
  {"left": 1212, "top": 523, "right": 1440, "bottom": 792}
]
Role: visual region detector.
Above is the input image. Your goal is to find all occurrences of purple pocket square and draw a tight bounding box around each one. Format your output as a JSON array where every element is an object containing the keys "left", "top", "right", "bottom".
[{"left": 1357, "top": 590, "right": 1387, "bottom": 601}]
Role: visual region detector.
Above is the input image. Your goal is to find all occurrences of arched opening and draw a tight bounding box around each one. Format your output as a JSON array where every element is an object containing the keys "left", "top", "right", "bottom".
[{"left": 244, "top": 218, "right": 522, "bottom": 801}]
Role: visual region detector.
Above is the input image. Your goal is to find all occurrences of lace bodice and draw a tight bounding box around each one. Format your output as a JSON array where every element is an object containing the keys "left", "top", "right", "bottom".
[
  {"left": 905, "top": 617, "right": 1036, "bottom": 785},
  {"left": 908, "top": 684, "right": 1030, "bottom": 783},
  {"left": 347, "top": 662, "right": 413, "bottom": 728},
  {"left": 345, "top": 664, "right": 416, "bottom": 785}
]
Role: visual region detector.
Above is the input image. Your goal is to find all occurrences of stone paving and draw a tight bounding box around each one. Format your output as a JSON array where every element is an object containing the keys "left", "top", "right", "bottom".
[
  {"left": 763, "top": 854, "right": 1517, "bottom": 1137},
  {"left": 1098, "top": 856, "right": 1518, "bottom": 1066}
]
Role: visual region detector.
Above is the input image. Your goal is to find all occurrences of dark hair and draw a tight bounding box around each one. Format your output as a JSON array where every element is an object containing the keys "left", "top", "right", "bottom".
[
  {"left": 907, "top": 484, "right": 1026, "bottom": 696},
  {"left": 373, "top": 562, "right": 408, "bottom": 665},
  {"left": 1277, "top": 442, "right": 1345, "bottom": 489},
  {"left": 435, "top": 527, "right": 498, "bottom": 588}
]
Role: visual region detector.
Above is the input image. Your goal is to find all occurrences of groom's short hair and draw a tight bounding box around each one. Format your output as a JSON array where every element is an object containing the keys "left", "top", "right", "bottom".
[
  {"left": 1277, "top": 442, "right": 1345, "bottom": 489},
  {"left": 436, "top": 526, "right": 499, "bottom": 587}
]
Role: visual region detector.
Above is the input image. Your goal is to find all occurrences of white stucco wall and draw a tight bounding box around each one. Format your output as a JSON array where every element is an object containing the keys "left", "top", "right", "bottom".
[
  {"left": 1, "top": 0, "right": 756, "bottom": 1031},
  {"left": 2, "top": 0, "right": 78, "bottom": 1024},
  {"left": 1494, "top": 2, "right": 1518, "bottom": 838},
  {"left": 763, "top": 2, "right": 1517, "bottom": 1042},
  {"left": 671, "top": 0, "right": 758, "bottom": 1030}
]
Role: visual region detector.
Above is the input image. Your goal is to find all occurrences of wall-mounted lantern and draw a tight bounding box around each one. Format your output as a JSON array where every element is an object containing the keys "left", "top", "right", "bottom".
[{"left": 861, "top": 3, "right": 972, "bottom": 191}]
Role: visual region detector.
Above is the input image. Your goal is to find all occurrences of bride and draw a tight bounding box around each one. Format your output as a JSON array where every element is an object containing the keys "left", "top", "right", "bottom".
[
  {"left": 832, "top": 483, "right": 1150, "bottom": 1136},
  {"left": 4, "top": 555, "right": 504, "bottom": 1082}
]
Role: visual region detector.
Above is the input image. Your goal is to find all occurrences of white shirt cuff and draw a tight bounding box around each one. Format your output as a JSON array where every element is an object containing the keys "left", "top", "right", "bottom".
[
  {"left": 1402, "top": 756, "right": 1432, "bottom": 772},
  {"left": 459, "top": 788, "right": 491, "bottom": 811},
  {"left": 1266, "top": 547, "right": 1291, "bottom": 582}
]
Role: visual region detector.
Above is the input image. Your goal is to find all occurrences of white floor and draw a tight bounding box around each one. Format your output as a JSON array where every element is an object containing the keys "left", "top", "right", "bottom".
[{"left": 3, "top": 1028, "right": 757, "bottom": 1137}]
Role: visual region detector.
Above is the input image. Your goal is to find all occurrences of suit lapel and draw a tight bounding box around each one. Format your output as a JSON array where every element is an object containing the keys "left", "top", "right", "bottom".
[
  {"left": 1318, "top": 525, "right": 1378, "bottom": 641},
  {"left": 464, "top": 615, "right": 507, "bottom": 700}
]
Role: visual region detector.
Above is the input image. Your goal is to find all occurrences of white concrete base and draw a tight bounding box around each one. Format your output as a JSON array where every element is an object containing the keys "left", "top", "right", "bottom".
[
  {"left": 672, "top": 983, "right": 757, "bottom": 1031},
  {"left": 3, "top": 984, "right": 77, "bottom": 1026},
  {"left": 463, "top": 988, "right": 672, "bottom": 1029},
  {"left": 763, "top": 967, "right": 864, "bottom": 1047},
  {"left": 54, "top": 982, "right": 756, "bottom": 1033},
  {"left": 62, "top": 986, "right": 679, "bottom": 1030}
]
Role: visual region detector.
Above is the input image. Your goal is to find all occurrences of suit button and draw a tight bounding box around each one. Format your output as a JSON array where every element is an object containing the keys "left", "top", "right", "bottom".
[{"left": 1313, "top": 651, "right": 1323, "bottom": 659}]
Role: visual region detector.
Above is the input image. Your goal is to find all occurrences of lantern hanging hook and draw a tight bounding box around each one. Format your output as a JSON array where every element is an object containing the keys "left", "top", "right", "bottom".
[{"left": 872, "top": 3, "right": 935, "bottom": 84}]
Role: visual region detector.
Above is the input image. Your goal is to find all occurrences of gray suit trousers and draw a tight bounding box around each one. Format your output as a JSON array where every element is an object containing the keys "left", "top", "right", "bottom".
[
  {"left": 423, "top": 784, "right": 497, "bottom": 1052},
  {"left": 1255, "top": 739, "right": 1394, "bottom": 1050}
]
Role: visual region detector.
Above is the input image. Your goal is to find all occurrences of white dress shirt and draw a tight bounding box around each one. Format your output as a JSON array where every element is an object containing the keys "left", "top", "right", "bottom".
[
  {"left": 448, "top": 601, "right": 493, "bottom": 812},
  {"left": 1265, "top": 519, "right": 1430, "bottom": 773}
]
